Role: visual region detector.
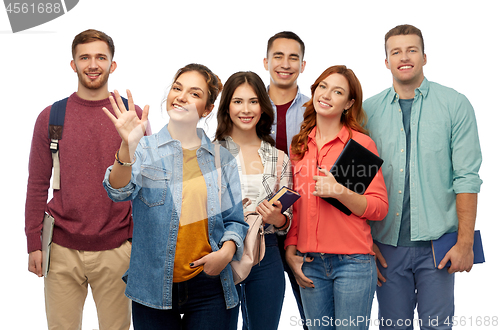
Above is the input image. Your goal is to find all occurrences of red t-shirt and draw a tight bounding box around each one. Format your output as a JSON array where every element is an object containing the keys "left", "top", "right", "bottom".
[{"left": 275, "top": 100, "right": 293, "bottom": 154}]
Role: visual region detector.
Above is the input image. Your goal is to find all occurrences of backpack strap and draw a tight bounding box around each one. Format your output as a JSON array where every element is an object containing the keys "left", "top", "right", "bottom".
[
  {"left": 48, "top": 96, "right": 129, "bottom": 190},
  {"left": 48, "top": 98, "right": 68, "bottom": 190}
]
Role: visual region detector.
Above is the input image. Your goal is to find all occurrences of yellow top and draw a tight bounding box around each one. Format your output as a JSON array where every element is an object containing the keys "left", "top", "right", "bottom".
[{"left": 173, "top": 148, "right": 212, "bottom": 282}]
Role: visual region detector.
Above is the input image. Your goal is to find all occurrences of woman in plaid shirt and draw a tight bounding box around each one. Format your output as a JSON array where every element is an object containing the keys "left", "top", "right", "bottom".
[{"left": 215, "top": 71, "right": 293, "bottom": 330}]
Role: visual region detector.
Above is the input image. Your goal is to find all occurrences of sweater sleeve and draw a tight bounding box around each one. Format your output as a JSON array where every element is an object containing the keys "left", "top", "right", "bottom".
[{"left": 25, "top": 107, "right": 52, "bottom": 253}]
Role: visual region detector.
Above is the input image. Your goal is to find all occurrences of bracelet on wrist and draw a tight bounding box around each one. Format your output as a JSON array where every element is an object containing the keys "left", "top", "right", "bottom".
[
  {"left": 275, "top": 216, "right": 289, "bottom": 230},
  {"left": 115, "top": 149, "right": 136, "bottom": 166}
]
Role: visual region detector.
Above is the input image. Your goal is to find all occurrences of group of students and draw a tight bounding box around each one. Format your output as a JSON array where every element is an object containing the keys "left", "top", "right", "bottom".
[{"left": 26, "top": 25, "right": 482, "bottom": 330}]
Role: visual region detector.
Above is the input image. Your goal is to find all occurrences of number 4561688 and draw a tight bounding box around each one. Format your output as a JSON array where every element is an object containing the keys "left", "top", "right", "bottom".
[
  {"left": 5, "top": 2, "right": 62, "bottom": 14},
  {"left": 444, "top": 316, "right": 498, "bottom": 327}
]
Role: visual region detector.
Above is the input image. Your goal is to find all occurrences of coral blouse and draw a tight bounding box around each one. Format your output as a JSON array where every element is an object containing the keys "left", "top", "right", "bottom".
[{"left": 285, "top": 126, "right": 388, "bottom": 255}]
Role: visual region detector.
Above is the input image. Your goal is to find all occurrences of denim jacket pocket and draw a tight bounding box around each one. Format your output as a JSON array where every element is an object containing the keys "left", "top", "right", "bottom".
[{"left": 138, "top": 165, "right": 171, "bottom": 207}]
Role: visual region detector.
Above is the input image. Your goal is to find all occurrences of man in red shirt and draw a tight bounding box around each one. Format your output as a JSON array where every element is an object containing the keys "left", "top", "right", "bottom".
[
  {"left": 25, "top": 29, "right": 149, "bottom": 330},
  {"left": 264, "top": 31, "right": 309, "bottom": 330}
]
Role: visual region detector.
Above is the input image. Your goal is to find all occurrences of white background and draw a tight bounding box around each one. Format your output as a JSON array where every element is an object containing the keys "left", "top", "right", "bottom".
[{"left": 1, "top": 0, "right": 498, "bottom": 329}]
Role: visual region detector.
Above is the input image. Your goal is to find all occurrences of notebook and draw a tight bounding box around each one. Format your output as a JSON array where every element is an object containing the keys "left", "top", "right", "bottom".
[
  {"left": 268, "top": 186, "right": 301, "bottom": 214},
  {"left": 42, "top": 213, "right": 55, "bottom": 277},
  {"left": 431, "top": 230, "right": 485, "bottom": 268},
  {"left": 321, "top": 138, "right": 384, "bottom": 215}
]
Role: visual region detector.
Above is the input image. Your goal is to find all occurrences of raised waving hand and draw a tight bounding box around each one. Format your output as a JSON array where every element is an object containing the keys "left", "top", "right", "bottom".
[
  {"left": 102, "top": 89, "right": 149, "bottom": 189},
  {"left": 102, "top": 89, "right": 149, "bottom": 149}
]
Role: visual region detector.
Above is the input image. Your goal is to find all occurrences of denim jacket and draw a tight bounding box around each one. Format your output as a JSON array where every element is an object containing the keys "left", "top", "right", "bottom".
[{"left": 103, "top": 126, "right": 247, "bottom": 309}]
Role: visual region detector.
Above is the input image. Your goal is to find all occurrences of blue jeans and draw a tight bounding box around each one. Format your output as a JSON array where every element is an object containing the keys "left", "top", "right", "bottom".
[
  {"left": 230, "top": 233, "right": 285, "bottom": 330},
  {"left": 132, "top": 271, "right": 233, "bottom": 330},
  {"left": 298, "top": 252, "right": 376, "bottom": 330},
  {"left": 375, "top": 242, "right": 455, "bottom": 330}
]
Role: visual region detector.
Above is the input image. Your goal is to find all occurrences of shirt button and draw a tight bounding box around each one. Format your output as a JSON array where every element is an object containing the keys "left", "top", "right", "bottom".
[
  {"left": 271, "top": 130, "right": 275, "bottom": 134},
  {"left": 396, "top": 213, "right": 400, "bottom": 216},
  {"left": 399, "top": 190, "right": 402, "bottom": 194},
  {"left": 401, "top": 128, "right": 404, "bottom": 132},
  {"left": 400, "top": 169, "right": 404, "bottom": 172},
  {"left": 401, "top": 149, "right": 404, "bottom": 153}
]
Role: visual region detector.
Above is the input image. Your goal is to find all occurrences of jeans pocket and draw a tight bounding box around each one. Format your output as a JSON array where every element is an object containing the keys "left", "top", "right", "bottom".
[
  {"left": 200, "top": 270, "right": 220, "bottom": 280},
  {"left": 343, "top": 254, "right": 372, "bottom": 264}
]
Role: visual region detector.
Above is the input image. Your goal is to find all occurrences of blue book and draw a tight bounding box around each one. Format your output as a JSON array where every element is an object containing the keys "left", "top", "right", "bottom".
[
  {"left": 431, "top": 230, "right": 485, "bottom": 268},
  {"left": 268, "top": 186, "right": 301, "bottom": 214}
]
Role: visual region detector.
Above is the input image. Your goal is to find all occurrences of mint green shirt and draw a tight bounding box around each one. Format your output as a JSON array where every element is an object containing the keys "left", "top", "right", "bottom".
[{"left": 364, "top": 78, "right": 482, "bottom": 246}]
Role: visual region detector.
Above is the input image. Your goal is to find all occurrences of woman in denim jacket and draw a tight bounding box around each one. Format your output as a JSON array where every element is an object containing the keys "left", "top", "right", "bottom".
[
  {"left": 215, "top": 72, "right": 293, "bottom": 330},
  {"left": 102, "top": 64, "right": 248, "bottom": 330}
]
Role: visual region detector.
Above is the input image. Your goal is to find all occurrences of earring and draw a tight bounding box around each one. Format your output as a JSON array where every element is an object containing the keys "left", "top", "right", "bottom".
[{"left": 343, "top": 108, "right": 349, "bottom": 115}]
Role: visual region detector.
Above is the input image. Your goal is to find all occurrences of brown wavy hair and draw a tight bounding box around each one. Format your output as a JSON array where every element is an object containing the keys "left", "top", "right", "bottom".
[
  {"left": 290, "top": 65, "right": 368, "bottom": 160},
  {"left": 171, "top": 63, "right": 223, "bottom": 109},
  {"left": 215, "top": 71, "right": 275, "bottom": 146}
]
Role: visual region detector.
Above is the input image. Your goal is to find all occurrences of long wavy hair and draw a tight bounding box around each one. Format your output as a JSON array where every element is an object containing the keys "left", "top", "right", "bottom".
[
  {"left": 290, "top": 65, "right": 368, "bottom": 160},
  {"left": 215, "top": 71, "right": 275, "bottom": 146}
]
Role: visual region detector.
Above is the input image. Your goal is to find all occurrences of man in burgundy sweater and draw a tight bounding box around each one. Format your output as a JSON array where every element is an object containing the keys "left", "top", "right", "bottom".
[
  {"left": 264, "top": 31, "right": 310, "bottom": 330},
  {"left": 25, "top": 29, "right": 149, "bottom": 330}
]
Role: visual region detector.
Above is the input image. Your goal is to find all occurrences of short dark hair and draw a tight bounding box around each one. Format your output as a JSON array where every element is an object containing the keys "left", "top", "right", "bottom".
[
  {"left": 72, "top": 29, "right": 115, "bottom": 59},
  {"left": 384, "top": 24, "right": 424, "bottom": 57},
  {"left": 267, "top": 31, "right": 305, "bottom": 59},
  {"left": 215, "top": 71, "right": 275, "bottom": 146}
]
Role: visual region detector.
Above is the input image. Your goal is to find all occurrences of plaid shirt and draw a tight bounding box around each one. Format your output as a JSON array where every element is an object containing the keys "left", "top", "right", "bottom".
[{"left": 220, "top": 137, "right": 293, "bottom": 234}]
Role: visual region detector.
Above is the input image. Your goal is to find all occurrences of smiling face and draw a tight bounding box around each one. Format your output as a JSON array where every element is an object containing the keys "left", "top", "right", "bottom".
[
  {"left": 229, "top": 83, "right": 262, "bottom": 135},
  {"left": 264, "top": 38, "right": 305, "bottom": 90},
  {"left": 70, "top": 40, "right": 116, "bottom": 93},
  {"left": 385, "top": 34, "right": 427, "bottom": 90},
  {"left": 166, "top": 71, "right": 212, "bottom": 124},
  {"left": 313, "top": 73, "right": 354, "bottom": 120}
]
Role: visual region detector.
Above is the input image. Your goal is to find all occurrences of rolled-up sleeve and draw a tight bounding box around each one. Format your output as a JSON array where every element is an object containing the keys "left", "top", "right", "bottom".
[
  {"left": 450, "top": 94, "right": 482, "bottom": 194},
  {"left": 102, "top": 165, "right": 137, "bottom": 202}
]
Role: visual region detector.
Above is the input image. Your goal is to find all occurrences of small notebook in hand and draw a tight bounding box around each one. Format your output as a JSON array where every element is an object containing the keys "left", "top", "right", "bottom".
[
  {"left": 268, "top": 186, "right": 301, "bottom": 214},
  {"left": 431, "top": 230, "right": 485, "bottom": 268},
  {"left": 321, "top": 139, "right": 384, "bottom": 216},
  {"left": 42, "top": 213, "right": 55, "bottom": 277}
]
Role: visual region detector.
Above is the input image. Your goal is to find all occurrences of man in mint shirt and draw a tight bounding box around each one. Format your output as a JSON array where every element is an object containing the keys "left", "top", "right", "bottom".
[{"left": 364, "top": 24, "right": 482, "bottom": 329}]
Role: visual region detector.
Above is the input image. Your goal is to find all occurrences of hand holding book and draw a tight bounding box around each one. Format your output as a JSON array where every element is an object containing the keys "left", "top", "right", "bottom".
[
  {"left": 314, "top": 167, "right": 369, "bottom": 217},
  {"left": 312, "top": 167, "right": 343, "bottom": 197},
  {"left": 267, "top": 186, "right": 301, "bottom": 214},
  {"left": 320, "top": 139, "right": 384, "bottom": 215}
]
